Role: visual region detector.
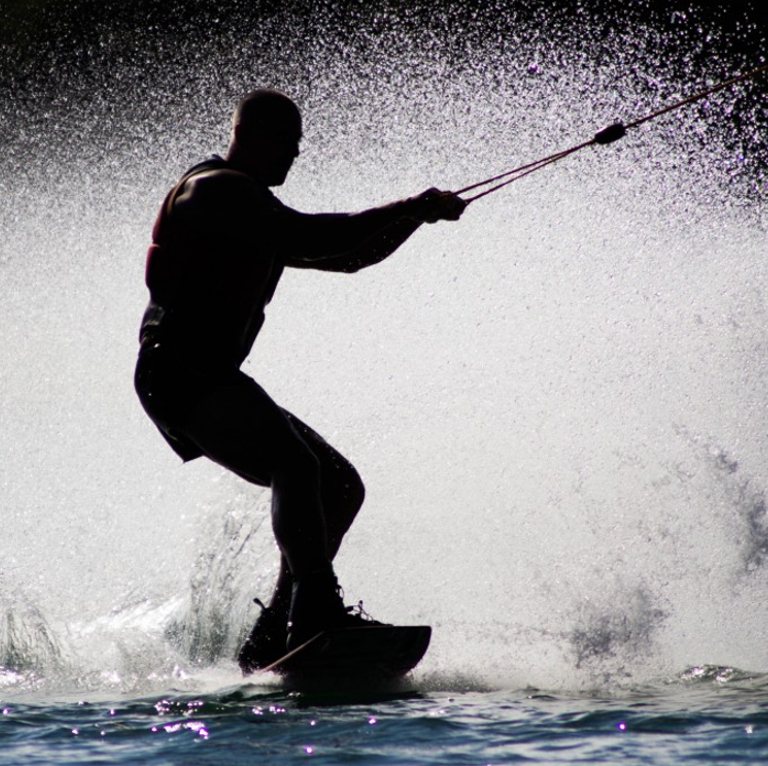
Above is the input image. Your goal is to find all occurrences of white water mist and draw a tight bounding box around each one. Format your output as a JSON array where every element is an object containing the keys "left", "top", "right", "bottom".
[{"left": 1, "top": 2, "right": 766, "bottom": 692}]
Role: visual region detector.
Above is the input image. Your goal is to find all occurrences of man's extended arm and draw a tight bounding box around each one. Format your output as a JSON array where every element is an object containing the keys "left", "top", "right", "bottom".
[{"left": 281, "top": 189, "right": 465, "bottom": 273}]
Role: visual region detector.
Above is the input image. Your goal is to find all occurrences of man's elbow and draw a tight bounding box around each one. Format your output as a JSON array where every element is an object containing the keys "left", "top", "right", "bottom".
[
  {"left": 325, "top": 255, "right": 364, "bottom": 273},
  {"left": 295, "top": 257, "right": 363, "bottom": 274},
  {"left": 339, "top": 260, "right": 364, "bottom": 274}
]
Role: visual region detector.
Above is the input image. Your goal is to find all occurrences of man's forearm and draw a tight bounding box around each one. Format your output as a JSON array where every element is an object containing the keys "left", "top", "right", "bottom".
[{"left": 282, "top": 199, "right": 423, "bottom": 272}]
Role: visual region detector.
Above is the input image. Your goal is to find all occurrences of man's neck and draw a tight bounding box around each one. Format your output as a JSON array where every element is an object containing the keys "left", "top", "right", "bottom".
[{"left": 225, "top": 148, "right": 269, "bottom": 185}]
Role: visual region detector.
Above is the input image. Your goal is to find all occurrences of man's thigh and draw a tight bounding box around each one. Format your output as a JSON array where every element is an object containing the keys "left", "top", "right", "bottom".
[{"left": 182, "top": 373, "right": 308, "bottom": 485}]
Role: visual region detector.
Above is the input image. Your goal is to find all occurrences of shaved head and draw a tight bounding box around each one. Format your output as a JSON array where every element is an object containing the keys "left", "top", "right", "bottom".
[
  {"left": 227, "top": 89, "right": 303, "bottom": 185},
  {"left": 233, "top": 89, "right": 302, "bottom": 138}
]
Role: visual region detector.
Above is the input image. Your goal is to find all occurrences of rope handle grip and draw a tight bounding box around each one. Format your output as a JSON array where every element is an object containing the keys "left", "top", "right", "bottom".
[{"left": 593, "top": 122, "right": 627, "bottom": 145}]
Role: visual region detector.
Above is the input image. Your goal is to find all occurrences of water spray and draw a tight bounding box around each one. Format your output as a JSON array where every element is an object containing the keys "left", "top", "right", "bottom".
[{"left": 457, "top": 62, "right": 768, "bottom": 203}]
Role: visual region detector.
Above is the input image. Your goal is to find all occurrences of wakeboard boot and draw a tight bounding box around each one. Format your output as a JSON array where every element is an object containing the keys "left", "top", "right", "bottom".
[
  {"left": 286, "top": 565, "right": 385, "bottom": 651},
  {"left": 237, "top": 598, "right": 289, "bottom": 674}
]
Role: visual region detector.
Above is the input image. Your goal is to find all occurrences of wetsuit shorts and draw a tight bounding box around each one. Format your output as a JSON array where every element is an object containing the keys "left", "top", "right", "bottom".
[
  {"left": 135, "top": 340, "right": 363, "bottom": 511},
  {"left": 134, "top": 342, "right": 240, "bottom": 463}
]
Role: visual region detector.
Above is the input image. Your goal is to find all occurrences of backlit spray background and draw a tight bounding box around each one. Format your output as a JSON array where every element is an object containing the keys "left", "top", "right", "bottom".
[{"left": 1, "top": 0, "right": 766, "bottom": 692}]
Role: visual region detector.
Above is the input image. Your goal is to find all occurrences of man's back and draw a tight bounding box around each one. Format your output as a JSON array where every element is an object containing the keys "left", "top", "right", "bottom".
[{"left": 141, "top": 158, "right": 284, "bottom": 370}]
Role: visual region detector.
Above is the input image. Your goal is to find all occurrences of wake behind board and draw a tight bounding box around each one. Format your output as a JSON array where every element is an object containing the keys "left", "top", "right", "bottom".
[{"left": 262, "top": 626, "right": 431, "bottom": 684}]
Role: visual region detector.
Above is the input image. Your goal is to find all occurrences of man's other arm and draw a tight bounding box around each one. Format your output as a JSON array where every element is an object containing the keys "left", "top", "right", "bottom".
[{"left": 281, "top": 189, "right": 465, "bottom": 273}]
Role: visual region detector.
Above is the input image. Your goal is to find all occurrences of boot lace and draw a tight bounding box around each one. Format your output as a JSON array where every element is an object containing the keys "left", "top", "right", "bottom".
[{"left": 345, "top": 600, "right": 386, "bottom": 626}]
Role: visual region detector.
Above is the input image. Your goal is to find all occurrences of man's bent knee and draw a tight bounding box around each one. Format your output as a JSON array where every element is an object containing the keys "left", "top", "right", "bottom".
[{"left": 343, "top": 467, "right": 365, "bottom": 516}]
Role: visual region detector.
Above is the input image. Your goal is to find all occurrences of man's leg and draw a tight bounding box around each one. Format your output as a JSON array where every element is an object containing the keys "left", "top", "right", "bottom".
[
  {"left": 182, "top": 376, "right": 331, "bottom": 577},
  {"left": 258, "top": 412, "right": 366, "bottom": 632},
  {"left": 283, "top": 411, "right": 365, "bottom": 559},
  {"left": 180, "top": 374, "right": 368, "bottom": 666}
]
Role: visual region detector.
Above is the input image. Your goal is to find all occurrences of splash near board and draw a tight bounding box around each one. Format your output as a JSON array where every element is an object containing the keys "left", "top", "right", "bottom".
[{"left": 261, "top": 625, "right": 431, "bottom": 683}]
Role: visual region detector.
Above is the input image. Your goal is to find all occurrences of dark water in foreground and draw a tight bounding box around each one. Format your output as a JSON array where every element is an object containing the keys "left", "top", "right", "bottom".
[{"left": 3, "top": 668, "right": 768, "bottom": 765}]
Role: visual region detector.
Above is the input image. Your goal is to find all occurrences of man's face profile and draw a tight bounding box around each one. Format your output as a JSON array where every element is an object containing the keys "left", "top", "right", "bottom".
[
  {"left": 254, "top": 122, "right": 302, "bottom": 186},
  {"left": 232, "top": 89, "right": 303, "bottom": 186}
]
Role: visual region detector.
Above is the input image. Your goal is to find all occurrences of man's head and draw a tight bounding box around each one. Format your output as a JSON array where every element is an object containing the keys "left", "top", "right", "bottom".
[{"left": 227, "top": 89, "right": 302, "bottom": 186}]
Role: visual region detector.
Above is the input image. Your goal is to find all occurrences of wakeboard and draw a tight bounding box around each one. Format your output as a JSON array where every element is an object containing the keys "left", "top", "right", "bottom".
[{"left": 262, "top": 625, "right": 431, "bottom": 683}]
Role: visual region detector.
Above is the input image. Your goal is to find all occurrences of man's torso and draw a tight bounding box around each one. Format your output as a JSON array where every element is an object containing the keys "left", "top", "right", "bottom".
[{"left": 140, "top": 157, "right": 286, "bottom": 370}]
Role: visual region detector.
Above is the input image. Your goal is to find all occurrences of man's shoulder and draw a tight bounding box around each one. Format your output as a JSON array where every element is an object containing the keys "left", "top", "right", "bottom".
[
  {"left": 172, "top": 161, "right": 275, "bottom": 223},
  {"left": 181, "top": 164, "right": 270, "bottom": 201}
]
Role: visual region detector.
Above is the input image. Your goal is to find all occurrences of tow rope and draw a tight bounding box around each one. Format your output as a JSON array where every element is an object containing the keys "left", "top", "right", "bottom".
[{"left": 456, "top": 61, "right": 768, "bottom": 203}]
